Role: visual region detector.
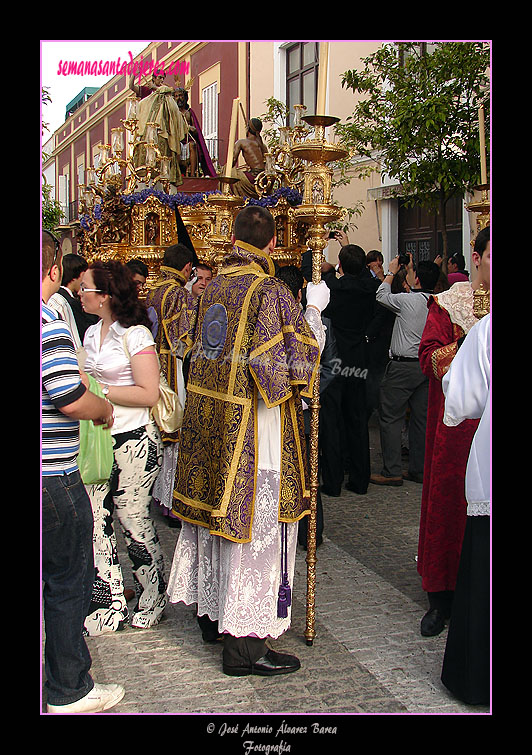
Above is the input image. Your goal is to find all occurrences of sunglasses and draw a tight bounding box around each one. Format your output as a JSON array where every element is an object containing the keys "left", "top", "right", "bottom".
[
  {"left": 79, "top": 284, "right": 104, "bottom": 293},
  {"left": 43, "top": 229, "right": 60, "bottom": 274}
]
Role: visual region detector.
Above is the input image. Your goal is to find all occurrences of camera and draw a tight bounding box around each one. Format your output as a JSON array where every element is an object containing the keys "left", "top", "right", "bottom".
[
  {"left": 328, "top": 231, "right": 337, "bottom": 239},
  {"left": 397, "top": 253, "right": 410, "bottom": 266}
]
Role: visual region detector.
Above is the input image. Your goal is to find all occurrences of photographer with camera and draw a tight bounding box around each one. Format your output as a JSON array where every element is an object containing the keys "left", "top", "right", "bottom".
[{"left": 370, "top": 253, "right": 440, "bottom": 487}]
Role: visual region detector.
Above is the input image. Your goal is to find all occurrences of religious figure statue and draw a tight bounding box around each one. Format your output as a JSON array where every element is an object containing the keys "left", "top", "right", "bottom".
[
  {"left": 129, "top": 73, "right": 189, "bottom": 188},
  {"left": 145, "top": 212, "right": 160, "bottom": 246},
  {"left": 229, "top": 118, "right": 268, "bottom": 198},
  {"left": 174, "top": 85, "right": 217, "bottom": 178},
  {"left": 312, "top": 179, "right": 324, "bottom": 205}
]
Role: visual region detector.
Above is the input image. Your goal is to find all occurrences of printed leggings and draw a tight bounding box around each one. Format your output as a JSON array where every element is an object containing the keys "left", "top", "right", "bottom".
[{"left": 84, "top": 422, "right": 166, "bottom": 635}]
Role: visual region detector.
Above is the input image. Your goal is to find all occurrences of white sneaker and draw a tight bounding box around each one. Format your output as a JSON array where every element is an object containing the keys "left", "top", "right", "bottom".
[{"left": 46, "top": 683, "right": 125, "bottom": 714}]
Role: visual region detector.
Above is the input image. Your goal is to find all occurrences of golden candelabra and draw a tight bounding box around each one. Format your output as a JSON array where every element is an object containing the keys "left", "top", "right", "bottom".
[
  {"left": 79, "top": 94, "right": 173, "bottom": 218},
  {"left": 466, "top": 184, "right": 490, "bottom": 234},
  {"left": 290, "top": 114, "right": 348, "bottom": 645},
  {"left": 254, "top": 104, "right": 310, "bottom": 198}
]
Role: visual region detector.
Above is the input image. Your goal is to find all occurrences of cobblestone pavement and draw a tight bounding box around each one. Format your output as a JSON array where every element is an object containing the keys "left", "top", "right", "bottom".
[{"left": 41, "top": 417, "right": 490, "bottom": 728}]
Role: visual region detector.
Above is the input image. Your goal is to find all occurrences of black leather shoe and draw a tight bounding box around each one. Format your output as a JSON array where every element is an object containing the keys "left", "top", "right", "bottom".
[
  {"left": 420, "top": 608, "right": 447, "bottom": 637},
  {"left": 403, "top": 473, "right": 423, "bottom": 484},
  {"left": 197, "top": 614, "right": 224, "bottom": 643},
  {"left": 223, "top": 649, "right": 301, "bottom": 677},
  {"left": 345, "top": 481, "right": 368, "bottom": 494},
  {"left": 320, "top": 486, "right": 341, "bottom": 497}
]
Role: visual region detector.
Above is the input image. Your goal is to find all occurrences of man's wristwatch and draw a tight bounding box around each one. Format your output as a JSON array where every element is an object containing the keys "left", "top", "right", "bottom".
[{"left": 101, "top": 384, "right": 110, "bottom": 396}]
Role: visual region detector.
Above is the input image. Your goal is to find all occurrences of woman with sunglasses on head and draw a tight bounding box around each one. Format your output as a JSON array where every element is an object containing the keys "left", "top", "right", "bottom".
[{"left": 80, "top": 259, "right": 166, "bottom": 635}]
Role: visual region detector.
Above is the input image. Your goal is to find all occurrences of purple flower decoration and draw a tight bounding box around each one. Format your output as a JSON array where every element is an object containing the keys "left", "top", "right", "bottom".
[
  {"left": 120, "top": 186, "right": 302, "bottom": 210},
  {"left": 247, "top": 186, "right": 303, "bottom": 207},
  {"left": 121, "top": 187, "right": 220, "bottom": 209}
]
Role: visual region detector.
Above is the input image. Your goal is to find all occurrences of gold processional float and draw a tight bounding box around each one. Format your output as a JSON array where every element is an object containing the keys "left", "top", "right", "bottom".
[
  {"left": 77, "top": 43, "right": 348, "bottom": 646},
  {"left": 76, "top": 46, "right": 489, "bottom": 645}
]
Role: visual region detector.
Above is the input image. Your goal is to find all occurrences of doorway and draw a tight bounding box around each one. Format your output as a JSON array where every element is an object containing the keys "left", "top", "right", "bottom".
[{"left": 398, "top": 194, "right": 463, "bottom": 264}]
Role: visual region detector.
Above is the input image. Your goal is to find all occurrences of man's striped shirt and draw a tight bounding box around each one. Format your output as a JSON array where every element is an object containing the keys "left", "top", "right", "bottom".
[{"left": 41, "top": 302, "right": 86, "bottom": 476}]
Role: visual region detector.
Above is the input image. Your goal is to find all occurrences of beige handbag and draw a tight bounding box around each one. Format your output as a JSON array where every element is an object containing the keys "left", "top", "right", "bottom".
[
  {"left": 122, "top": 327, "right": 183, "bottom": 434},
  {"left": 151, "top": 371, "right": 183, "bottom": 433}
]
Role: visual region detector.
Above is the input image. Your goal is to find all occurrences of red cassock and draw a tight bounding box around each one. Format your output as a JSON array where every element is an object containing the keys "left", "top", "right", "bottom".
[{"left": 418, "top": 293, "right": 479, "bottom": 594}]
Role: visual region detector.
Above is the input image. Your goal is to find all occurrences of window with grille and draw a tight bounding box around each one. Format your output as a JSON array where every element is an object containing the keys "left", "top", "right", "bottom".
[
  {"left": 286, "top": 42, "right": 319, "bottom": 126},
  {"left": 202, "top": 81, "right": 219, "bottom": 166},
  {"left": 398, "top": 42, "right": 439, "bottom": 67}
]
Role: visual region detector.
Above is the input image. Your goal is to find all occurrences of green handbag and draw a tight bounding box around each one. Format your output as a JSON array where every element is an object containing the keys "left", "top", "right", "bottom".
[{"left": 77, "top": 375, "right": 114, "bottom": 485}]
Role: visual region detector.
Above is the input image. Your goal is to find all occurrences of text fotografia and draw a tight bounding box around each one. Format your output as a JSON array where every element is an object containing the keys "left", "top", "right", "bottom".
[
  {"left": 207, "top": 720, "right": 338, "bottom": 751},
  {"left": 57, "top": 50, "right": 190, "bottom": 83}
]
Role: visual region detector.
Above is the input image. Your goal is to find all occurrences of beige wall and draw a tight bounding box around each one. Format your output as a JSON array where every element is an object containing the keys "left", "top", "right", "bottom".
[
  {"left": 249, "top": 41, "right": 384, "bottom": 262},
  {"left": 249, "top": 42, "right": 275, "bottom": 122}
]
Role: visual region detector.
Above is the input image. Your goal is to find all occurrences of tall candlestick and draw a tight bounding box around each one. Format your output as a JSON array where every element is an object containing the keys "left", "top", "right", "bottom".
[
  {"left": 478, "top": 105, "right": 487, "bottom": 185},
  {"left": 225, "top": 97, "right": 240, "bottom": 178},
  {"left": 316, "top": 42, "right": 329, "bottom": 115}
]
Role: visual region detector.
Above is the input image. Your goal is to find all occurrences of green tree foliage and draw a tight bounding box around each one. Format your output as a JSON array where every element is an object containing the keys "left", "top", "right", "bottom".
[
  {"left": 42, "top": 87, "right": 63, "bottom": 230},
  {"left": 337, "top": 42, "right": 490, "bottom": 259}
]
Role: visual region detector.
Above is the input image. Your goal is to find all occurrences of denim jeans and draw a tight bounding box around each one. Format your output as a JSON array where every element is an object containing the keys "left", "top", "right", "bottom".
[{"left": 42, "top": 470, "right": 95, "bottom": 706}]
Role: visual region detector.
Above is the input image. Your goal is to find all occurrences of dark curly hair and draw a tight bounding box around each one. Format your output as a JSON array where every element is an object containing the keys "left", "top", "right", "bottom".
[{"left": 89, "top": 259, "right": 152, "bottom": 328}]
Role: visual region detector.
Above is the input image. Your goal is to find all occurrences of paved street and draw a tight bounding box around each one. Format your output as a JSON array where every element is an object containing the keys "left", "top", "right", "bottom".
[{"left": 41, "top": 417, "right": 490, "bottom": 727}]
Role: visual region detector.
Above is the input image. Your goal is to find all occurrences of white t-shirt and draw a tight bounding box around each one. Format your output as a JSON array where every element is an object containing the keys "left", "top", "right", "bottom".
[{"left": 83, "top": 320, "right": 156, "bottom": 434}]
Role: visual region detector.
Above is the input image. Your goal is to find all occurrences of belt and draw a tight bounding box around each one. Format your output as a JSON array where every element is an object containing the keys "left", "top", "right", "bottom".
[{"left": 391, "top": 355, "right": 419, "bottom": 362}]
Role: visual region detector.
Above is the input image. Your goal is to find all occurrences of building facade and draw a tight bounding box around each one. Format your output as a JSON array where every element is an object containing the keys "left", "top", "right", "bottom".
[{"left": 42, "top": 40, "right": 483, "bottom": 267}]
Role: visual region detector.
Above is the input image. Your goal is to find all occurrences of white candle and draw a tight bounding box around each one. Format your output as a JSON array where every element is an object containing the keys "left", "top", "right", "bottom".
[
  {"left": 111, "top": 127, "right": 124, "bottom": 155},
  {"left": 478, "top": 105, "right": 487, "bottom": 185},
  {"left": 126, "top": 97, "right": 138, "bottom": 121},
  {"left": 316, "top": 42, "right": 329, "bottom": 115},
  {"left": 159, "top": 156, "right": 170, "bottom": 179},
  {"left": 225, "top": 97, "right": 240, "bottom": 178}
]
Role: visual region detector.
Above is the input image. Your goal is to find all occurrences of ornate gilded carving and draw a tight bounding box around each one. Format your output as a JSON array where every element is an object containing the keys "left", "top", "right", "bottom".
[
  {"left": 473, "top": 283, "right": 490, "bottom": 319},
  {"left": 130, "top": 194, "right": 176, "bottom": 248}
]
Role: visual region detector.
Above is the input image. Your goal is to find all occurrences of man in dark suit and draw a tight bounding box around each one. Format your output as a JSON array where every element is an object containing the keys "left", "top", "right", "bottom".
[{"left": 302, "top": 244, "right": 380, "bottom": 495}]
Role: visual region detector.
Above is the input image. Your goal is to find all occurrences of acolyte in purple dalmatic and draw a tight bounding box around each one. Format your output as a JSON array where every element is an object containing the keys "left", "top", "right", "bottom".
[{"left": 172, "top": 241, "right": 320, "bottom": 544}]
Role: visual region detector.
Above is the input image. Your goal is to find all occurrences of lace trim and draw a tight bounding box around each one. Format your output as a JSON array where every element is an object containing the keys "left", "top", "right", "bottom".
[
  {"left": 304, "top": 306, "right": 326, "bottom": 354},
  {"left": 434, "top": 282, "right": 478, "bottom": 335},
  {"left": 467, "top": 502, "right": 490, "bottom": 517}
]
